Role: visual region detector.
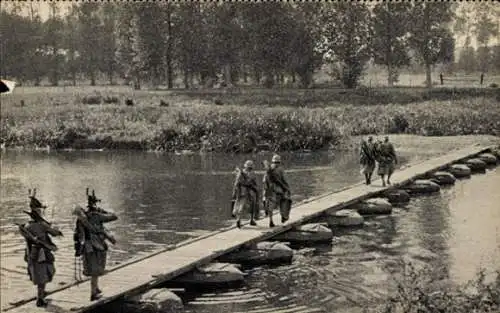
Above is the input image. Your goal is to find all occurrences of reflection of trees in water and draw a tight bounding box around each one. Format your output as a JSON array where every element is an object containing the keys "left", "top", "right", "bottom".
[{"left": 413, "top": 191, "right": 452, "bottom": 279}]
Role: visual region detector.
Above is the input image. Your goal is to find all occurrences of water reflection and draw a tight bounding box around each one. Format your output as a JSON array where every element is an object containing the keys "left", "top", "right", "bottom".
[{"left": 1, "top": 150, "right": 499, "bottom": 312}]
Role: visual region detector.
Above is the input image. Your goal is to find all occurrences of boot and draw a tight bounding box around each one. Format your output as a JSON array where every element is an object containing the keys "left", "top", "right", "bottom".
[
  {"left": 250, "top": 220, "right": 257, "bottom": 226},
  {"left": 36, "top": 299, "right": 48, "bottom": 307},
  {"left": 90, "top": 293, "right": 102, "bottom": 301},
  {"left": 269, "top": 220, "right": 275, "bottom": 228},
  {"left": 236, "top": 220, "right": 241, "bottom": 229},
  {"left": 96, "top": 288, "right": 102, "bottom": 294}
]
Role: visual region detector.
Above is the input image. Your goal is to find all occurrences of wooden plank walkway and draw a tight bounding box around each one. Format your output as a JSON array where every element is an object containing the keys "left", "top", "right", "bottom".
[{"left": 3, "top": 144, "right": 494, "bottom": 313}]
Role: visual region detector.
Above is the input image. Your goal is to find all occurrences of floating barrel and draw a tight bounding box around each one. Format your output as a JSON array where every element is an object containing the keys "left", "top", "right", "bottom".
[
  {"left": 492, "top": 148, "right": 500, "bottom": 159},
  {"left": 383, "top": 189, "right": 410, "bottom": 204},
  {"left": 325, "top": 209, "right": 364, "bottom": 227},
  {"left": 405, "top": 179, "right": 440, "bottom": 194},
  {"left": 171, "top": 263, "right": 244, "bottom": 286},
  {"left": 356, "top": 198, "right": 392, "bottom": 215},
  {"left": 465, "top": 158, "right": 487, "bottom": 172},
  {"left": 478, "top": 153, "right": 498, "bottom": 165},
  {"left": 430, "top": 171, "right": 456, "bottom": 185},
  {"left": 448, "top": 164, "right": 471, "bottom": 178},
  {"left": 273, "top": 223, "right": 333, "bottom": 243},
  {"left": 124, "top": 289, "right": 183, "bottom": 313},
  {"left": 218, "top": 241, "right": 293, "bottom": 266}
]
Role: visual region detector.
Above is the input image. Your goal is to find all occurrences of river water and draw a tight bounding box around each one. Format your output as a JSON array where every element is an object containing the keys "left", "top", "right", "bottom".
[{"left": 1, "top": 149, "right": 499, "bottom": 312}]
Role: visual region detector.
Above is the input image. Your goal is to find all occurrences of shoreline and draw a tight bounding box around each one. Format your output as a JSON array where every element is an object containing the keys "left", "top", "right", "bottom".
[{"left": 1, "top": 134, "right": 498, "bottom": 155}]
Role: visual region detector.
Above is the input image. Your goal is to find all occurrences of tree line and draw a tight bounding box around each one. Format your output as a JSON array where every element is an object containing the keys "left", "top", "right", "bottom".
[{"left": 1, "top": 2, "right": 499, "bottom": 89}]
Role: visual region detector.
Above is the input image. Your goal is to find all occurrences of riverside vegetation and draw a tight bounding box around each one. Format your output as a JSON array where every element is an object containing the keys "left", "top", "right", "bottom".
[
  {"left": 371, "top": 262, "right": 500, "bottom": 313},
  {"left": 1, "top": 87, "right": 499, "bottom": 152}
]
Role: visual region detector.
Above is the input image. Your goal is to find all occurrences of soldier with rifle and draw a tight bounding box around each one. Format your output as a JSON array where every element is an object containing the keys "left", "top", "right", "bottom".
[
  {"left": 19, "top": 189, "right": 63, "bottom": 307},
  {"left": 232, "top": 160, "right": 260, "bottom": 228},
  {"left": 72, "top": 189, "right": 117, "bottom": 301},
  {"left": 262, "top": 154, "right": 292, "bottom": 228}
]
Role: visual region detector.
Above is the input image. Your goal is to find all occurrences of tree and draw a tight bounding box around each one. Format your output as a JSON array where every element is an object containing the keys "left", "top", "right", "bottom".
[
  {"left": 319, "top": 3, "right": 372, "bottom": 88},
  {"left": 63, "top": 4, "right": 80, "bottom": 86},
  {"left": 77, "top": 3, "right": 102, "bottom": 86},
  {"left": 408, "top": 2, "right": 454, "bottom": 88},
  {"left": 116, "top": 4, "right": 144, "bottom": 89},
  {"left": 372, "top": 3, "right": 412, "bottom": 86},
  {"left": 44, "top": 2, "right": 65, "bottom": 86},
  {"left": 492, "top": 45, "right": 500, "bottom": 74},
  {"left": 457, "top": 46, "right": 477, "bottom": 74},
  {"left": 99, "top": 3, "right": 118, "bottom": 85}
]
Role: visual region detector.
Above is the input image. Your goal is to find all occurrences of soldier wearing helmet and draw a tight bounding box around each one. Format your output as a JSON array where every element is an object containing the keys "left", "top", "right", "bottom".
[
  {"left": 73, "top": 189, "right": 118, "bottom": 301},
  {"left": 232, "top": 160, "right": 259, "bottom": 228},
  {"left": 263, "top": 154, "right": 291, "bottom": 228},
  {"left": 20, "top": 189, "right": 62, "bottom": 307}
]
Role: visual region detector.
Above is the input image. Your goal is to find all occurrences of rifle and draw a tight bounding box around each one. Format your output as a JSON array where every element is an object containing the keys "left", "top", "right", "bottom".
[
  {"left": 234, "top": 167, "right": 259, "bottom": 195},
  {"left": 73, "top": 206, "right": 117, "bottom": 245},
  {"left": 262, "top": 160, "right": 290, "bottom": 196},
  {"left": 16, "top": 223, "right": 58, "bottom": 252}
]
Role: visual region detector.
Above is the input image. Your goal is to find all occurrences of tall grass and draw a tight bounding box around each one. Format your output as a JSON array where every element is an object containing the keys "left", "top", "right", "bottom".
[
  {"left": 1, "top": 90, "right": 499, "bottom": 152},
  {"left": 372, "top": 262, "right": 500, "bottom": 313}
]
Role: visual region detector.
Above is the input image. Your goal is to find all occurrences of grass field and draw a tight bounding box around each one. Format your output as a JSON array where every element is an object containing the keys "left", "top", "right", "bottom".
[{"left": 1, "top": 86, "right": 499, "bottom": 152}]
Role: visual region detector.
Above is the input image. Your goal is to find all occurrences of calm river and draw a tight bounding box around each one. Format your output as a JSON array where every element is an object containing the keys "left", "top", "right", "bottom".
[{"left": 1, "top": 149, "right": 499, "bottom": 312}]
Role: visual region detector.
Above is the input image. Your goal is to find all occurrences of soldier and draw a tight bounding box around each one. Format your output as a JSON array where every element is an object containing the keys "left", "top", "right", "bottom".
[
  {"left": 73, "top": 189, "right": 118, "bottom": 301},
  {"left": 360, "top": 136, "right": 376, "bottom": 185},
  {"left": 232, "top": 160, "right": 259, "bottom": 228},
  {"left": 263, "top": 154, "right": 291, "bottom": 228},
  {"left": 377, "top": 136, "right": 398, "bottom": 186},
  {"left": 19, "top": 189, "right": 62, "bottom": 307}
]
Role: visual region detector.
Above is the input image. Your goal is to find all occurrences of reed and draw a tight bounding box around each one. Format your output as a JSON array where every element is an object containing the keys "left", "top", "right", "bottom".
[{"left": 1, "top": 88, "right": 499, "bottom": 152}]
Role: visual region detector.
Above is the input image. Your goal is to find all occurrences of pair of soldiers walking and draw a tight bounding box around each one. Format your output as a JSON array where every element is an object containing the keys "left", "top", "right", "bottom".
[
  {"left": 360, "top": 136, "right": 398, "bottom": 187},
  {"left": 19, "top": 189, "right": 117, "bottom": 307},
  {"left": 232, "top": 154, "right": 292, "bottom": 229}
]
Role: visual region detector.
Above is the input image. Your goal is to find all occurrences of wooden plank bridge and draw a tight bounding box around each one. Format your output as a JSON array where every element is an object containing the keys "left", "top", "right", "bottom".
[{"left": 2, "top": 144, "right": 495, "bottom": 313}]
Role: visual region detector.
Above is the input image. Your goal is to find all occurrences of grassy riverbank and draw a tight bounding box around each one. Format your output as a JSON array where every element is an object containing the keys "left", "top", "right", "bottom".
[
  {"left": 1, "top": 87, "right": 499, "bottom": 152},
  {"left": 371, "top": 263, "right": 500, "bottom": 313}
]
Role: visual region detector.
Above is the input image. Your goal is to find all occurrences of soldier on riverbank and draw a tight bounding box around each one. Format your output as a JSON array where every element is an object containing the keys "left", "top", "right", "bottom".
[
  {"left": 73, "top": 189, "right": 118, "bottom": 301},
  {"left": 360, "top": 136, "right": 376, "bottom": 185},
  {"left": 20, "top": 189, "right": 63, "bottom": 307},
  {"left": 377, "top": 136, "right": 398, "bottom": 186},
  {"left": 263, "top": 154, "right": 292, "bottom": 228},
  {"left": 232, "top": 160, "right": 259, "bottom": 228}
]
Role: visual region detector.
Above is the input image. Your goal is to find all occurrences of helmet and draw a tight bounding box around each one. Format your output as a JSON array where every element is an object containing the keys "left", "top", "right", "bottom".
[
  {"left": 243, "top": 160, "right": 254, "bottom": 169},
  {"left": 271, "top": 154, "right": 281, "bottom": 163}
]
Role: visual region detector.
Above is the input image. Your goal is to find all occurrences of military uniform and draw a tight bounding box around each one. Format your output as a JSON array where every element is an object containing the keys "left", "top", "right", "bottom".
[
  {"left": 360, "top": 137, "right": 376, "bottom": 184},
  {"left": 232, "top": 160, "right": 259, "bottom": 228},
  {"left": 20, "top": 191, "right": 62, "bottom": 307},
  {"left": 73, "top": 189, "right": 117, "bottom": 300},
  {"left": 75, "top": 211, "right": 117, "bottom": 277},
  {"left": 263, "top": 155, "right": 291, "bottom": 227},
  {"left": 377, "top": 138, "right": 398, "bottom": 186}
]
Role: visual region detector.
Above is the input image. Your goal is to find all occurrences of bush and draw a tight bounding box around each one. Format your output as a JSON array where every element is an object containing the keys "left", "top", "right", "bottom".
[
  {"left": 371, "top": 262, "right": 500, "bottom": 313},
  {"left": 103, "top": 96, "right": 119, "bottom": 104},
  {"left": 81, "top": 95, "right": 102, "bottom": 105}
]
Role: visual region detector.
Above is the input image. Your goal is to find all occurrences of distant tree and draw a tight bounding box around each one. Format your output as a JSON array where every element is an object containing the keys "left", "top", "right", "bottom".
[
  {"left": 476, "top": 46, "right": 491, "bottom": 74},
  {"left": 44, "top": 2, "right": 64, "bottom": 86},
  {"left": 63, "top": 4, "right": 80, "bottom": 86},
  {"left": 77, "top": 3, "right": 102, "bottom": 86},
  {"left": 115, "top": 4, "right": 144, "bottom": 89},
  {"left": 372, "top": 3, "right": 412, "bottom": 86},
  {"left": 457, "top": 46, "right": 477, "bottom": 74},
  {"left": 99, "top": 3, "right": 118, "bottom": 85},
  {"left": 289, "top": 3, "right": 324, "bottom": 88},
  {"left": 492, "top": 45, "right": 500, "bottom": 74},
  {"left": 438, "top": 31, "right": 455, "bottom": 74},
  {"left": 319, "top": 3, "right": 372, "bottom": 88},
  {"left": 474, "top": 4, "right": 499, "bottom": 48},
  {"left": 408, "top": 2, "right": 454, "bottom": 88}
]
